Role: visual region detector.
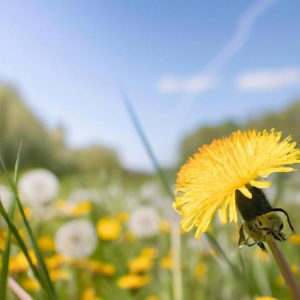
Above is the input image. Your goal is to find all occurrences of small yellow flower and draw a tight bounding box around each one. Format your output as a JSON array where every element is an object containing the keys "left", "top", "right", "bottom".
[
  {"left": 38, "top": 235, "right": 55, "bottom": 251},
  {"left": 81, "top": 288, "right": 102, "bottom": 300},
  {"left": 289, "top": 234, "right": 300, "bottom": 245},
  {"left": 254, "top": 297, "right": 278, "bottom": 300},
  {"left": 194, "top": 263, "right": 207, "bottom": 282},
  {"left": 55, "top": 200, "right": 92, "bottom": 216},
  {"left": 146, "top": 296, "right": 159, "bottom": 300},
  {"left": 128, "top": 256, "right": 152, "bottom": 273},
  {"left": 117, "top": 274, "right": 149, "bottom": 290},
  {"left": 97, "top": 218, "right": 121, "bottom": 241},
  {"left": 21, "top": 278, "right": 40, "bottom": 292},
  {"left": 46, "top": 255, "right": 66, "bottom": 270},
  {"left": 160, "top": 256, "right": 172, "bottom": 270},
  {"left": 174, "top": 130, "right": 300, "bottom": 238},
  {"left": 50, "top": 269, "right": 71, "bottom": 281},
  {"left": 87, "top": 260, "right": 116, "bottom": 276},
  {"left": 9, "top": 250, "right": 37, "bottom": 273},
  {"left": 290, "top": 263, "right": 298, "bottom": 275},
  {"left": 116, "top": 211, "right": 129, "bottom": 222},
  {"left": 140, "top": 247, "right": 158, "bottom": 259}
]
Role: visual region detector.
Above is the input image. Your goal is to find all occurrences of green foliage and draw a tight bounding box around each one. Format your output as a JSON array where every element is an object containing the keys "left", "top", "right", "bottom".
[
  {"left": 0, "top": 84, "right": 121, "bottom": 176},
  {"left": 179, "top": 101, "right": 300, "bottom": 162}
]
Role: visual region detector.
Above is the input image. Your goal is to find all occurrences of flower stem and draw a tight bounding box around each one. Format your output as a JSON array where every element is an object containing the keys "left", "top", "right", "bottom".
[
  {"left": 171, "top": 223, "right": 183, "bottom": 300},
  {"left": 266, "top": 237, "right": 300, "bottom": 300}
]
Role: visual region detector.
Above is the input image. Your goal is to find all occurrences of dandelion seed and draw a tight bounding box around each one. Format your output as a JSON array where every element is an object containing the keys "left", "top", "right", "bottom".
[
  {"left": 174, "top": 129, "right": 300, "bottom": 238},
  {"left": 128, "top": 207, "right": 159, "bottom": 238},
  {"left": 55, "top": 220, "right": 97, "bottom": 259},
  {"left": 19, "top": 169, "right": 59, "bottom": 207},
  {"left": 0, "top": 185, "right": 13, "bottom": 211}
]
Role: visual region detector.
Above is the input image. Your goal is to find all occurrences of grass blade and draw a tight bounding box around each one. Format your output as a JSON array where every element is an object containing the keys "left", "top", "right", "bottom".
[{"left": 0, "top": 147, "right": 56, "bottom": 299}]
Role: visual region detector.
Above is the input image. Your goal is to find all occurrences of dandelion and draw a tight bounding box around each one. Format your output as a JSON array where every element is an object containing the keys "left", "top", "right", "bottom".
[
  {"left": 96, "top": 217, "right": 121, "bottom": 241},
  {"left": 21, "top": 278, "right": 40, "bottom": 292},
  {"left": 55, "top": 220, "right": 97, "bottom": 259},
  {"left": 18, "top": 169, "right": 59, "bottom": 207},
  {"left": 38, "top": 235, "right": 55, "bottom": 251},
  {"left": 174, "top": 129, "right": 300, "bottom": 238},
  {"left": 128, "top": 207, "right": 159, "bottom": 238},
  {"left": 254, "top": 297, "right": 278, "bottom": 300},
  {"left": 194, "top": 263, "right": 207, "bottom": 282},
  {"left": 128, "top": 256, "right": 153, "bottom": 274},
  {"left": 289, "top": 235, "right": 300, "bottom": 245},
  {"left": 0, "top": 185, "right": 13, "bottom": 211},
  {"left": 117, "top": 274, "right": 149, "bottom": 290}
]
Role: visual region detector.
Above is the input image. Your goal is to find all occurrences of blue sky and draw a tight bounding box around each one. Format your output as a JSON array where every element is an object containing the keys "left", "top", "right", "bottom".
[{"left": 0, "top": 0, "right": 300, "bottom": 171}]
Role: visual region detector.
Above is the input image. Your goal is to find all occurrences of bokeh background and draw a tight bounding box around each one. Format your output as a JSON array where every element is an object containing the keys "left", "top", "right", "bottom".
[{"left": 0, "top": 1, "right": 300, "bottom": 299}]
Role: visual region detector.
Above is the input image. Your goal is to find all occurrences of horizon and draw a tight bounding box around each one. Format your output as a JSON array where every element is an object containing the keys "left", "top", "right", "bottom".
[{"left": 0, "top": 0, "right": 300, "bottom": 171}]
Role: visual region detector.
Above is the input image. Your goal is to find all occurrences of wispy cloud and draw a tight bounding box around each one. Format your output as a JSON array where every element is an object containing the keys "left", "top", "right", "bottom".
[
  {"left": 157, "top": 0, "right": 279, "bottom": 95},
  {"left": 157, "top": 73, "right": 218, "bottom": 95},
  {"left": 236, "top": 67, "right": 300, "bottom": 91}
]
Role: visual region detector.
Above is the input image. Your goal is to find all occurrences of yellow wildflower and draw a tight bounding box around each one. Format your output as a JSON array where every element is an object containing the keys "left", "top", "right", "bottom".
[
  {"left": 290, "top": 263, "right": 298, "bottom": 275},
  {"left": 9, "top": 250, "right": 37, "bottom": 273},
  {"left": 174, "top": 130, "right": 300, "bottom": 238},
  {"left": 116, "top": 211, "right": 129, "bottom": 222},
  {"left": 97, "top": 218, "right": 121, "bottom": 241},
  {"left": 87, "top": 260, "right": 116, "bottom": 276},
  {"left": 146, "top": 296, "right": 159, "bottom": 300},
  {"left": 160, "top": 256, "right": 172, "bottom": 270},
  {"left": 289, "top": 234, "right": 300, "bottom": 245},
  {"left": 141, "top": 247, "right": 158, "bottom": 259},
  {"left": 55, "top": 200, "right": 92, "bottom": 217},
  {"left": 46, "top": 255, "right": 66, "bottom": 270},
  {"left": 254, "top": 297, "right": 278, "bottom": 300},
  {"left": 194, "top": 263, "right": 207, "bottom": 282},
  {"left": 21, "top": 278, "right": 40, "bottom": 292},
  {"left": 50, "top": 269, "right": 71, "bottom": 281},
  {"left": 128, "top": 256, "right": 152, "bottom": 273},
  {"left": 81, "top": 288, "right": 102, "bottom": 300},
  {"left": 117, "top": 274, "right": 149, "bottom": 290},
  {"left": 38, "top": 235, "right": 55, "bottom": 251}
]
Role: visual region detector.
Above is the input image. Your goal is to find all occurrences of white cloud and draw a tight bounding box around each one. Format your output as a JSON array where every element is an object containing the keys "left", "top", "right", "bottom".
[
  {"left": 236, "top": 67, "right": 300, "bottom": 91},
  {"left": 157, "top": 73, "right": 218, "bottom": 95},
  {"left": 157, "top": 0, "right": 278, "bottom": 96}
]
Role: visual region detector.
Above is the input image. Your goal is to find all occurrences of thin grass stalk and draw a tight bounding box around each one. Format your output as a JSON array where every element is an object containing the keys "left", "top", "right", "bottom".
[
  {"left": 171, "top": 223, "right": 183, "bottom": 300},
  {"left": 0, "top": 202, "right": 48, "bottom": 295},
  {"left": 0, "top": 145, "right": 24, "bottom": 299},
  {"left": 122, "top": 93, "right": 183, "bottom": 299},
  {"left": 8, "top": 277, "right": 33, "bottom": 300},
  {"left": 266, "top": 237, "right": 300, "bottom": 300},
  {"left": 0, "top": 149, "right": 56, "bottom": 299}
]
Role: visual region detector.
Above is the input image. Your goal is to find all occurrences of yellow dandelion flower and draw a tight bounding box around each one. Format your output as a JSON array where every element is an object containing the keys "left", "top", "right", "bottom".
[
  {"left": 46, "top": 255, "right": 66, "bottom": 270},
  {"left": 160, "top": 256, "right": 173, "bottom": 270},
  {"left": 21, "top": 278, "right": 40, "bottom": 292},
  {"left": 146, "top": 296, "right": 159, "bottom": 300},
  {"left": 289, "top": 234, "right": 300, "bottom": 245},
  {"left": 117, "top": 274, "right": 150, "bottom": 290},
  {"left": 254, "top": 297, "right": 278, "bottom": 300},
  {"left": 38, "top": 235, "right": 55, "bottom": 251},
  {"left": 81, "top": 288, "right": 102, "bottom": 300},
  {"left": 290, "top": 263, "right": 298, "bottom": 275},
  {"left": 9, "top": 250, "right": 37, "bottom": 273},
  {"left": 128, "top": 256, "right": 153, "bottom": 273},
  {"left": 140, "top": 247, "right": 158, "bottom": 259},
  {"left": 194, "top": 263, "right": 207, "bottom": 282},
  {"left": 174, "top": 129, "right": 300, "bottom": 238},
  {"left": 50, "top": 269, "right": 71, "bottom": 281},
  {"left": 97, "top": 218, "right": 121, "bottom": 241},
  {"left": 116, "top": 211, "right": 129, "bottom": 222}
]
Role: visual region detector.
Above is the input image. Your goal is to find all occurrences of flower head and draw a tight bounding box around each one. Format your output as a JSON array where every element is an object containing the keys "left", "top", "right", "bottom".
[
  {"left": 97, "top": 217, "right": 121, "bottom": 241},
  {"left": 19, "top": 169, "right": 59, "bottom": 207},
  {"left": 174, "top": 130, "right": 300, "bottom": 238},
  {"left": 55, "top": 220, "right": 97, "bottom": 259},
  {"left": 128, "top": 207, "right": 159, "bottom": 238},
  {"left": 0, "top": 185, "right": 13, "bottom": 211}
]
